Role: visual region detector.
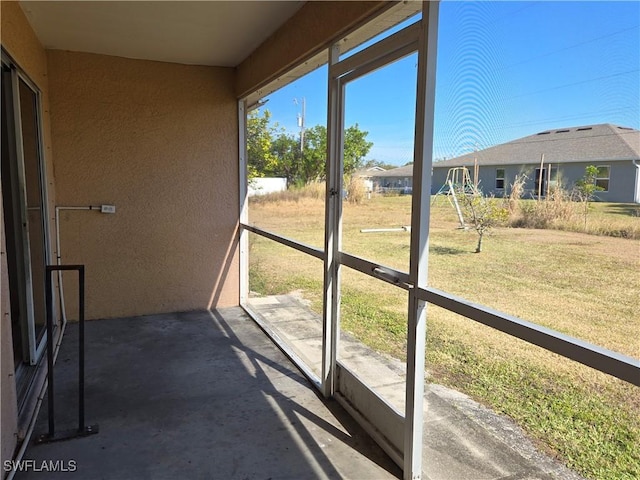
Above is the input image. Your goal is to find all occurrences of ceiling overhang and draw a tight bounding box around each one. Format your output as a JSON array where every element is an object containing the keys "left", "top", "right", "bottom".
[{"left": 18, "top": 1, "right": 304, "bottom": 67}]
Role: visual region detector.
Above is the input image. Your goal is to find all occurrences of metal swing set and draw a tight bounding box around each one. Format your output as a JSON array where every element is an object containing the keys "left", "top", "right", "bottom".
[{"left": 431, "top": 165, "right": 478, "bottom": 227}]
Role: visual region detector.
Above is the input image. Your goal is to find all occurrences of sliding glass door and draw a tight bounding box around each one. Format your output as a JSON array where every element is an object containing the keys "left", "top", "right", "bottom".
[{"left": 1, "top": 52, "right": 51, "bottom": 376}]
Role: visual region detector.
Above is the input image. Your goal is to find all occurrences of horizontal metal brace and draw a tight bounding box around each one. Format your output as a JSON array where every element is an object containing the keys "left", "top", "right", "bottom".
[{"left": 241, "top": 224, "right": 325, "bottom": 260}]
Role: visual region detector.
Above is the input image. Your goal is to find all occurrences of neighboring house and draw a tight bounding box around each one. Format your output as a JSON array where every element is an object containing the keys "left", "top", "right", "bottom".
[
  {"left": 369, "top": 164, "right": 413, "bottom": 193},
  {"left": 353, "top": 166, "right": 386, "bottom": 192},
  {"left": 431, "top": 124, "right": 640, "bottom": 203}
]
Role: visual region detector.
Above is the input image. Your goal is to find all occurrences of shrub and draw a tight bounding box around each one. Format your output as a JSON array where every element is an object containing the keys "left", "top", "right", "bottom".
[
  {"left": 507, "top": 176, "right": 578, "bottom": 230},
  {"left": 457, "top": 187, "right": 509, "bottom": 253},
  {"left": 506, "top": 174, "right": 527, "bottom": 216},
  {"left": 573, "top": 165, "right": 604, "bottom": 228},
  {"left": 346, "top": 176, "right": 367, "bottom": 204}
]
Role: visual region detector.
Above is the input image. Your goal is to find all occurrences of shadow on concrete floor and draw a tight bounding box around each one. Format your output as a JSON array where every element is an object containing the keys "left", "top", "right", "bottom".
[{"left": 16, "top": 308, "right": 401, "bottom": 480}]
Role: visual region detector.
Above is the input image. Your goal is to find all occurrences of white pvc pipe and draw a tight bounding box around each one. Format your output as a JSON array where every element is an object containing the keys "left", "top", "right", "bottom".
[
  {"left": 54, "top": 206, "right": 100, "bottom": 325},
  {"left": 7, "top": 205, "right": 103, "bottom": 478},
  {"left": 360, "top": 226, "right": 411, "bottom": 233}
]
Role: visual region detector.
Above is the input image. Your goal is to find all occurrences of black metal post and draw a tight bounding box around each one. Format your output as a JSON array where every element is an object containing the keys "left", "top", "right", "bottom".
[
  {"left": 78, "top": 265, "right": 85, "bottom": 431},
  {"left": 45, "top": 266, "right": 55, "bottom": 437},
  {"left": 36, "top": 264, "right": 98, "bottom": 444}
]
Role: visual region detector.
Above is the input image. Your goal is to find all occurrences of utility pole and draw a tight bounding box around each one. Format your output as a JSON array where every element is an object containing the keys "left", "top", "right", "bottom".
[{"left": 294, "top": 97, "right": 306, "bottom": 152}]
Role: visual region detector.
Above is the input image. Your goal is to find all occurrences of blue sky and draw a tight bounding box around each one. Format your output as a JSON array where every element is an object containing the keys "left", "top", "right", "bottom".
[{"left": 259, "top": 1, "right": 639, "bottom": 166}]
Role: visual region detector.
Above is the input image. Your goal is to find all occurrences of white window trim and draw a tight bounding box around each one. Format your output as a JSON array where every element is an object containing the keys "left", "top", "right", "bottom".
[
  {"left": 595, "top": 165, "right": 610, "bottom": 192},
  {"left": 495, "top": 168, "right": 505, "bottom": 189}
]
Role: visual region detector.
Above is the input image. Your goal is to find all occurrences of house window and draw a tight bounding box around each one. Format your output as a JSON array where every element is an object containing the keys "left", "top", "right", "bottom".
[
  {"left": 548, "top": 166, "right": 559, "bottom": 192},
  {"left": 595, "top": 166, "right": 610, "bottom": 192},
  {"left": 496, "top": 169, "right": 505, "bottom": 189}
]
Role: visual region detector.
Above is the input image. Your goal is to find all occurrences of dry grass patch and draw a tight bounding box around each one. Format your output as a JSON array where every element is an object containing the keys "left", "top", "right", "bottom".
[{"left": 248, "top": 194, "right": 640, "bottom": 479}]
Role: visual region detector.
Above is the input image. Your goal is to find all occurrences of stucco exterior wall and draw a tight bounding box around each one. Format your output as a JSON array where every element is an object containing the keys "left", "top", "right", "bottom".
[
  {"left": 46, "top": 50, "right": 239, "bottom": 320},
  {"left": 1, "top": 0, "right": 58, "bottom": 464},
  {"left": 552, "top": 162, "right": 637, "bottom": 203},
  {"left": 1, "top": 2, "right": 47, "bottom": 86},
  {"left": 1, "top": 1, "right": 57, "bottom": 216}
]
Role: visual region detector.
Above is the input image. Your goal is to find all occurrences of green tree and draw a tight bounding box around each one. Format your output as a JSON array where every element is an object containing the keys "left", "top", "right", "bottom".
[
  {"left": 247, "top": 109, "right": 278, "bottom": 178},
  {"left": 300, "top": 125, "right": 327, "bottom": 183},
  {"left": 457, "top": 186, "right": 508, "bottom": 253},
  {"left": 363, "top": 159, "right": 397, "bottom": 170},
  {"left": 247, "top": 111, "right": 373, "bottom": 185},
  {"left": 343, "top": 124, "right": 374, "bottom": 175},
  {"left": 271, "top": 133, "right": 302, "bottom": 185},
  {"left": 574, "top": 165, "right": 603, "bottom": 228}
]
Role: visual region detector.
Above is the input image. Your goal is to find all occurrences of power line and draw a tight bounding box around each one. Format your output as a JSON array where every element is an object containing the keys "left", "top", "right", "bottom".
[
  {"left": 507, "top": 69, "right": 639, "bottom": 100},
  {"left": 499, "top": 24, "right": 639, "bottom": 71},
  {"left": 480, "top": 2, "right": 538, "bottom": 27}
]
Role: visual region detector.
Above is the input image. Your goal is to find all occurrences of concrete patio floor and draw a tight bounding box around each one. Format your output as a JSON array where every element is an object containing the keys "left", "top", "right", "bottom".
[
  {"left": 14, "top": 301, "right": 586, "bottom": 480},
  {"left": 15, "top": 308, "right": 401, "bottom": 479}
]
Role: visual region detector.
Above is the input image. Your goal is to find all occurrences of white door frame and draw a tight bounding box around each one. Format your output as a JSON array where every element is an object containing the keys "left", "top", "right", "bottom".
[{"left": 2, "top": 52, "right": 53, "bottom": 366}]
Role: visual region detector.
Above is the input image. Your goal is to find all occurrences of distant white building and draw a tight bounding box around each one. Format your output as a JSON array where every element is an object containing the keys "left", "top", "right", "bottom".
[{"left": 248, "top": 177, "right": 287, "bottom": 196}]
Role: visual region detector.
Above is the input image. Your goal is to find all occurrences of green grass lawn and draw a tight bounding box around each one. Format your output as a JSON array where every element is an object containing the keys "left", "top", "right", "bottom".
[{"left": 248, "top": 195, "right": 640, "bottom": 480}]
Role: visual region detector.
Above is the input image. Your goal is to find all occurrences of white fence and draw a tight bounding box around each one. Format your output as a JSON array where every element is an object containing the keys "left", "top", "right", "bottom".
[{"left": 248, "top": 177, "right": 287, "bottom": 197}]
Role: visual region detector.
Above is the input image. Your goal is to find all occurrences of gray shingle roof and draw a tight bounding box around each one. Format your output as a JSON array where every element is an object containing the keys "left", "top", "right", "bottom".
[
  {"left": 354, "top": 166, "right": 387, "bottom": 177},
  {"left": 432, "top": 124, "right": 640, "bottom": 168},
  {"left": 369, "top": 164, "right": 414, "bottom": 177}
]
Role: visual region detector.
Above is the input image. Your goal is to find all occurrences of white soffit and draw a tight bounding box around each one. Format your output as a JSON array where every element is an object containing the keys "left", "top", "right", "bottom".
[{"left": 19, "top": 1, "right": 304, "bottom": 67}]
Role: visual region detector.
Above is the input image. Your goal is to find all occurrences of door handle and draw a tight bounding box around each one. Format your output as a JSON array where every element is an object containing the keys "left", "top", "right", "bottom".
[{"left": 372, "top": 267, "right": 413, "bottom": 289}]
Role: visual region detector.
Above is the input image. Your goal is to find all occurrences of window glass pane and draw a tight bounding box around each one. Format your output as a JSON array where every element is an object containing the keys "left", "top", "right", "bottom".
[
  {"left": 424, "top": 303, "right": 638, "bottom": 480},
  {"left": 430, "top": 2, "right": 639, "bottom": 477},
  {"left": 19, "top": 78, "right": 47, "bottom": 344},
  {"left": 341, "top": 52, "right": 418, "bottom": 273},
  {"left": 339, "top": 266, "right": 407, "bottom": 415},
  {"left": 246, "top": 233, "right": 324, "bottom": 379},
  {"left": 247, "top": 62, "right": 328, "bottom": 250},
  {"left": 595, "top": 179, "right": 609, "bottom": 191}
]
